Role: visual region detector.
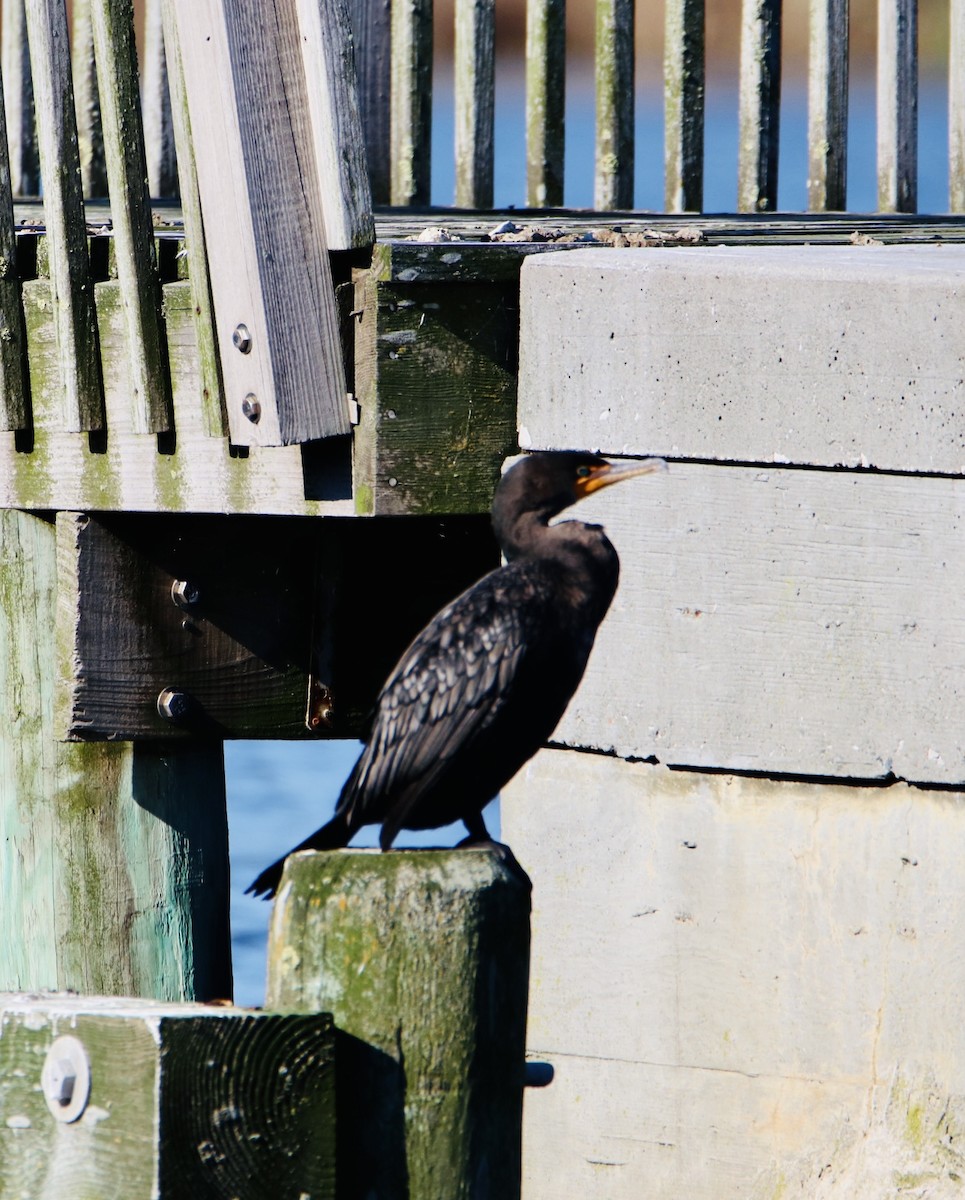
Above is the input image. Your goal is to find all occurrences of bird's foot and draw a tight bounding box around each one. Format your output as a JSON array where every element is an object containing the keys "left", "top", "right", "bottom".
[{"left": 454, "top": 835, "right": 533, "bottom": 891}]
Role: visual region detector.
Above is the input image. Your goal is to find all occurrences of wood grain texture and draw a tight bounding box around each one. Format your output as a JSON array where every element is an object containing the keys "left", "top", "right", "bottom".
[
  {"left": 347, "top": 0, "right": 392, "bottom": 204},
  {"left": 91, "top": 0, "right": 173, "bottom": 434},
  {"left": 172, "top": 0, "right": 349, "bottom": 446},
  {"left": 807, "top": 0, "right": 849, "bottom": 211},
  {"left": 0, "top": 55, "right": 30, "bottom": 431},
  {"left": 737, "top": 0, "right": 782, "bottom": 212},
  {"left": 0, "top": 994, "right": 334, "bottom": 1200},
  {"left": 390, "top": 0, "right": 432, "bottom": 205},
  {"left": 594, "top": 0, "right": 634, "bottom": 210},
  {"left": 951, "top": 0, "right": 965, "bottom": 211},
  {"left": 525, "top": 0, "right": 565, "bottom": 207},
  {"left": 0, "top": 510, "right": 231, "bottom": 999},
  {"left": 295, "top": 0, "right": 375, "bottom": 249},
  {"left": 454, "top": 0, "right": 495, "bottom": 208},
  {"left": 268, "top": 849, "right": 529, "bottom": 1200},
  {"left": 141, "top": 0, "right": 177, "bottom": 197},
  {"left": 877, "top": 0, "right": 917, "bottom": 212},
  {"left": 71, "top": 0, "right": 107, "bottom": 196},
  {"left": 545, "top": 460, "right": 965, "bottom": 785},
  {"left": 502, "top": 749, "right": 965, "bottom": 1200},
  {"left": 26, "top": 0, "right": 105, "bottom": 430},
  {"left": 518, "top": 246, "right": 965, "bottom": 475},
  {"left": 352, "top": 269, "right": 519, "bottom": 515},
  {"left": 2, "top": 0, "right": 40, "bottom": 195},
  {"left": 664, "top": 0, "right": 704, "bottom": 213}
]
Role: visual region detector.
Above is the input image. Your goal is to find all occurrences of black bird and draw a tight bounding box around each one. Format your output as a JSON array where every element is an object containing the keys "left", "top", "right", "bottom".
[{"left": 248, "top": 451, "right": 666, "bottom": 898}]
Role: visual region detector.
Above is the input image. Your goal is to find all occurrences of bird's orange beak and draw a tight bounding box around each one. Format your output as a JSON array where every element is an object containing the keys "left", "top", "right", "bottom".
[{"left": 574, "top": 457, "right": 668, "bottom": 500}]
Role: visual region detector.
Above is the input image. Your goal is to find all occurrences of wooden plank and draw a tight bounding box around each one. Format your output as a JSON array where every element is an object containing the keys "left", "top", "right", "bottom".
[
  {"left": 877, "top": 0, "right": 917, "bottom": 212},
  {"left": 454, "top": 0, "right": 495, "bottom": 208},
  {"left": 295, "top": 0, "right": 374, "bottom": 250},
  {"left": 25, "top": 0, "right": 105, "bottom": 431},
  {"left": 952, "top": 0, "right": 965, "bottom": 211},
  {"left": 1, "top": 0, "right": 40, "bottom": 195},
  {"left": 517, "top": 246, "right": 965, "bottom": 474},
  {"left": 543, "top": 461, "right": 965, "bottom": 785},
  {"left": 352, "top": 268, "right": 519, "bottom": 515},
  {"left": 502, "top": 749, "right": 965, "bottom": 1200},
  {"left": 737, "top": 0, "right": 782, "bottom": 212},
  {"left": 0, "top": 52, "right": 30, "bottom": 431},
  {"left": 91, "top": 0, "right": 173, "bottom": 434},
  {"left": 347, "top": 0, "right": 392, "bottom": 205},
  {"left": 594, "top": 0, "right": 634, "bottom": 210},
  {"left": 171, "top": 0, "right": 350, "bottom": 446},
  {"left": 0, "top": 994, "right": 334, "bottom": 1199},
  {"left": 664, "top": 0, "right": 704, "bottom": 213},
  {"left": 525, "top": 0, "right": 565, "bottom": 207},
  {"left": 141, "top": 0, "right": 178, "bottom": 197},
  {"left": 0, "top": 510, "right": 231, "bottom": 998},
  {"left": 390, "top": 0, "right": 433, "bottom": 205},
  {"left": 267, "top": 849, "right": 529, "bottom": 1200},
  {"left": 71, "top": 0, "right": 107, "bottom": 196},
  {"left": 807, "top": 0, "right": 848, "bottom": 211},
  {"left": 159, "top": 3, "right": 226, "bottom": 437}
]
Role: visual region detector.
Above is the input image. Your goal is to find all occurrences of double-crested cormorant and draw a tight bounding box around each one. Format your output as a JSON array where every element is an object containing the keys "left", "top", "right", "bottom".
[{"left": 248, "top": 451, "right": 666, "bottom": 898}]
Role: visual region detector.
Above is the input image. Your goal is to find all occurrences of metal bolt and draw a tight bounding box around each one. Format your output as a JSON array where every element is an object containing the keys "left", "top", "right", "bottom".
[
  {"left": 241, "top": 393, "right": 261, "bottom": 423},
  {"left": 157, "top": 688, "right": 191, "bottom": 722},
  {"left": 232, "top": 323, "right": 252, "bottom": 354},
  {"left": 171, "top": 579, "right": 200, "bottom": 609},
  {"left": 42, "top": 1036, "right": 90, "bottom": 1123}
]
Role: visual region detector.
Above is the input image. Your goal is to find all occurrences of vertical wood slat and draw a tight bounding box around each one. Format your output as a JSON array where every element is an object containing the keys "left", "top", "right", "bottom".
[
  {"left": 454, "top": 0, "right": 495, "bottom": 208},
  {"left": 525, "top": 0, "right": 565, "bottom": 207},
  {"left": 71, "top": 0, "right": 107, "bottom": 195},
  {"left": 91, "top": 0, "right": 173, "bottom": 434},
  {"left": 159, "top": 0, "right": 226, "bottom": 437},
  {"left": 0, "top": 57, "right": 30, "bottom": 431},
  {"left": 172, "top": 0, "right": 350, "bottom": 447},
  {"left": 808, "top": 0, "right": 849, "bottom": 211},
  {"left": 347, "top": 0, "right": 392, "bottom": 205},
  {"left": 738, "top": 0, "right": 782, "bottom": 212},
  {"left": 877, "top": 0, "right": 917, "bottom": 212},
  {"left": 2, "top": 0, "right": 40, "bottom": 195},
  {"left": 25, "top": 0, "right": 105, "bottom": 432},
  {"left": 141, "top": 0, "right": 177, "bottom": 197},
  {"left": 390, "top": 0, "right": 433, "bottom": 205},
  {"left": 595, "top": 0, "right": 635, "bottom": 210},
  {"left": 295, "top": 0, "right": 375, "bottom": 249},
  {"left": 664, "top": 0, "right": 705, "bottom": 213},
  {"left": 952, "top": 0, "right": 965, "bottom": 210}
]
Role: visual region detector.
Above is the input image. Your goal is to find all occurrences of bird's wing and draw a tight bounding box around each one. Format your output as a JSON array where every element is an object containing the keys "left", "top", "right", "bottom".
[{"left": 338, "top": 567, "right": 543, "bottom": 825}]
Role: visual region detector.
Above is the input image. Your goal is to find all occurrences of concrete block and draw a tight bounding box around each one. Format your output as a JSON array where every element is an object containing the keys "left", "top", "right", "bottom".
[
  {"left": 503, "top": 747, "right": 965, "bottom": 1200},
  {"left": 518, "top": 245, "right": 965, "bottom": 473},
  {"left": 549, "top": 459, "right": 965, "bottom": 785}
]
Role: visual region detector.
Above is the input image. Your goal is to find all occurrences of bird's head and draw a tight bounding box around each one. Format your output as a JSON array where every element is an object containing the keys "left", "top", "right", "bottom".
[{"left": 492, "top": 451, "right": 667, "bottom": 557}]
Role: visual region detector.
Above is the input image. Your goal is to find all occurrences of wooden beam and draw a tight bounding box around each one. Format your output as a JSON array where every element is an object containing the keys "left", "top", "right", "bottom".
[
  {"left": 267, "top": 849, "right": 529, "bottom": 1200},
  {"left": 0, "top": 993, "right": 334, "bottom": 1198},
  {"left": 170, "top": 0, "right": 350, "bottom": 446}
]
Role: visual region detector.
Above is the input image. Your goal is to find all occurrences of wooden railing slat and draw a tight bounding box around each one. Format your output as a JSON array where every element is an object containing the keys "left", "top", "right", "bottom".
[
  {"left": 594, "top": 0, "right": 634, "bottom": 210},
  {"left": 91, "top": 0, "right": 172, "bottom": 435},
  {"left": 737, "top": 0, "right": 782, "bottom": 212},
  {"left": 390, "top": 0, "right": 432, "bottom": 206},
  {"left": 71, "top": 0, "right": 107, "bottom": 196},
  {"left": 877, "top": 0, "right": 917, "bottom": 212},
  {"left": 141, "top": 0, "right": 177, "bottom": 198},
  {"left": 808, "top": 0, "right": 849, "bottom": 211},
  {"left": 0, "top": 68, "right": 29, "bottom": 431},
  {"left": 952, "top": 0, "right": 965, "bottom": 211},
  {"left": 525, "top": 0, "right": 565, "bottom": 207},
  {"left": 347, "top": 0, "right": 392, "bottom": 205},
  {"left": 455, "top": 0, "right": 495, "bottom": 208},
  {"left": 664, "top": 0, "right": 705, "bottom": 213},
  {"left": 295, "top": 0, "right": 375, "bottom": 249},
  {"left": 25, "top": 0, "right": 105, "bottom": 432},
  {"left": 2, "top": 0, "right": 40, "bottom": 196}
]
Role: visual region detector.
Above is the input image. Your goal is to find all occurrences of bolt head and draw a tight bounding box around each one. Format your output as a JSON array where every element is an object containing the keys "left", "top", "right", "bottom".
[
  {"left": 47, "top": 1059, "right": 76, "bottom": 1105},
  {"left": 157, "top": 688, "right": 190, "bottom": 721},
  {"left": 241, "top": 393, "right": 261, "bottom": 423},
  {"left": 41, "top": 1036, "right": 90, "bottom": 1123},
  {"left": 232, "top": 323, "right": 252, "bottom": 353},
  {"left": 171, "top": 579, "right": 200, "bottom": 608}
]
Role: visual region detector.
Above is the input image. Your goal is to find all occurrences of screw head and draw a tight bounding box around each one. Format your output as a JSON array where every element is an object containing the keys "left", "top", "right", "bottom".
[
  {"left": 232, "top": 323, "right": 252, "bottom": 353},
  {"left": 171, "top": 579, "right": 200, "bottom": 609},
  {"left": 157, "top": 688, "right": 191, "bottom": 721},
  {"left": 241, "top": 394, "right": 261, "bottom": 424},
  {"left": 42, "top": 1036, "right": 90, "bottom": 1123}
]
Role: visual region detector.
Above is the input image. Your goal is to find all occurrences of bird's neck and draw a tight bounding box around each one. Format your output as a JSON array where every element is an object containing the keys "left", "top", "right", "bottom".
[{"left": 505, "top": 515, "right": 620, "bottom": 620}]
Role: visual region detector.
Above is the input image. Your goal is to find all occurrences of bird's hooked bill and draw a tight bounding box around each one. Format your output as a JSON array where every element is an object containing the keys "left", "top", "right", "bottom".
[{"left": 574, "top": 456, "right": 668, "bottom": 499}]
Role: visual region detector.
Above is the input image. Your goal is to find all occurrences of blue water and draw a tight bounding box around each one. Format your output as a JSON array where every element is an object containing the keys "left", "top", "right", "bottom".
[{"left": 228, "top": 72, "right": 953, "bottom": 1007}]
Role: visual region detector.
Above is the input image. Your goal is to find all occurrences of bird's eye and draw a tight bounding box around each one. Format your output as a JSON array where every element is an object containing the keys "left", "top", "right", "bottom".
[{"left": 575, "top": 466, "right": 591, "bottom": 478}]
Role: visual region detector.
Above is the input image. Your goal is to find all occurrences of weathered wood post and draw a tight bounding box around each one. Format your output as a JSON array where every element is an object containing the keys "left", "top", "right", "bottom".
[{"left": 266, "top": 848, "right": 531, "bottom": 1200}]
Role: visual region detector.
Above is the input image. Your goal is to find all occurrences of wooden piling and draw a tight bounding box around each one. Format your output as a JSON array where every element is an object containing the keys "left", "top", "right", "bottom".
[{"left": 267, "top": 848, "right": 531, "bottom": 1200}]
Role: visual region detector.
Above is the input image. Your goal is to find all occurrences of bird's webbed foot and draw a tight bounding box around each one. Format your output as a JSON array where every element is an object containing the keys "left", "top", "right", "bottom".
[{"left": 456, "top": 828, "right": 532, "bottom": 892}]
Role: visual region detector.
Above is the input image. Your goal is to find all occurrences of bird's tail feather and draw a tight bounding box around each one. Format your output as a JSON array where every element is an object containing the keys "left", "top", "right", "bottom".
[{"left": 246, "top": 809, "right": 352, "bottom": 900}]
